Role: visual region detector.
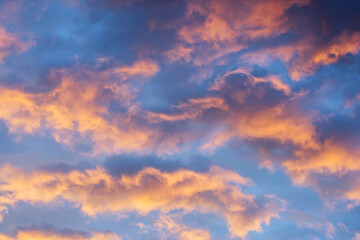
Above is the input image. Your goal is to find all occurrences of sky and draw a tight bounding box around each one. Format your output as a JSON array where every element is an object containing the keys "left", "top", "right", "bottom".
[{"left": 0, "top": 0, "right": 359, "bottom": 239}]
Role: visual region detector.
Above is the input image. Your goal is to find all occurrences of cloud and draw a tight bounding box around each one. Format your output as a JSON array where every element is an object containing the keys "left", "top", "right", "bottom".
[
  {"left": 0, "top": 163, "right": 284, "bottom": 238},
  {"left": 155, "top": 215, "right": 211, "bottom": 240},
  {"left": 220, "top": 69, "right": 291, "bottom": 95},
  {"left": 147, "top": 97, "right": 228, "bottom": 123},
  {"left": 232, "top": 104, "right": 318, "bottom": 148},
  {"left": 114, "top": 59, "right": 160, "bottom": 80},
  {"left": 289, "top": 210, "right": 345, "bottom": 239},
  {"left": 165, "top": 46, "right": 193, "bottom": 63},
  {"left": 146, "top": 68, "right": 319, "bottom": 153},
  {"left": 243, "top": 31, "right": 360, "bottom": 80},
  {"left": 214, "top": 69, "right": 319, "bottom": 151},
  {"left": 0, "top": 64, "right": 189, "bottom": 155},
  {"left": 180, "top": 0, "right": 310, "bottom": 43},
  {"left": 288, "top": 31, "right": 360, "bottom": 80},
  {"left": 200, "top": 103, "right": 319, "bottom": 153},
  {"left": 283, "top": 141, "right": 360, "bottom": 184},
  {"left": 0, "top": 227, "right": 121, "bottom": 240},
  {"left": 1, "top": 0, "right": 360, "bottom": 239},
  {"left": 163, "top": 0, "right": 311, "bottom": 65},
  {"left": 0, "top": 71, "right": 153, "bottom": 155},
  {"left": 0, "top": 25, "right": 33, "bottom": 62},
  {"left": 354, "top": 232, "right": 360, "bottom": 240},
  {"left": 0, "top": 64, "right": 230, "bottom": 156},
  {"left": 280, "top": 128, "right": 360, "bottom": 208}
]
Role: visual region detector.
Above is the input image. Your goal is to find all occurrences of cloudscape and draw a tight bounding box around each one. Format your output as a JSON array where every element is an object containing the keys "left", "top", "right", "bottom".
[{"left": 0, "top": 0, "right": 359, "bottom": 239}]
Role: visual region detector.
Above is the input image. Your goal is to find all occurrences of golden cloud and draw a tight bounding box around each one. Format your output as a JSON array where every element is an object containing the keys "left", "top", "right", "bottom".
[
  {"left": 0, "top": 164, "right": 284, "bottom": 238},
  {"left": 0, "top": 230, "right": 121, "bottom": 240}
]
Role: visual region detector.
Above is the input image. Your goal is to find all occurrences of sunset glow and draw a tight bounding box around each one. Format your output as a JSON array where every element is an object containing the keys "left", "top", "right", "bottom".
[{"left": 0, "top": 0, "right": 359, "bottom": 239}]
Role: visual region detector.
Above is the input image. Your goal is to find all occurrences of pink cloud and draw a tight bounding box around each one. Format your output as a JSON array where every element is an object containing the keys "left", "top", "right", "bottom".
[
  {"left": 114, "top": 59, "right": 160, "bottom": 80},
  {"left": 0, "top": 25, "right": 33, "bottom": 62}
]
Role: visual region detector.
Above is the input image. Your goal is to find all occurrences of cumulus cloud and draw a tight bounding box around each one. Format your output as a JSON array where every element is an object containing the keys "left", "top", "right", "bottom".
[
  {"left": 284, "top": 141, "right": 360, "bottom": 184},
  {"left": 200, "top": 102, "right": 319, "bottom": 153},
  {"left": 0, "top": 163, "right": 284, "bottom": 238},
  {"left": 163, "top": 0, "right": 311, "bottom": 65},
  {"left": 0, "top": 64, "right": 187, "bottom": 155},
  {"left": 213, "top": 69, "right": 319, "bottom": 151},
  {"left": 281, "top": 139, "right": 360, "bottom": 207},
  {"left": 0, "top": 63, "right": 322, "bottom": 159},
  {"left": 180, "top": 0, "right": 310, "bottom": 43},
  {"left": 1, "top": 0, "right": 360, "bottom": 239},
  {"left": 232, "top": 104, "right": 318, "bottom": 148},
  {"left": 0, "top": 64, "right": 303, "bottom": 156},
  {"left": 0, "top": 73, "right": 152, "bottom": 155},
  {"left": 147, "top": 68, "right": 319, "bottom": 153}
]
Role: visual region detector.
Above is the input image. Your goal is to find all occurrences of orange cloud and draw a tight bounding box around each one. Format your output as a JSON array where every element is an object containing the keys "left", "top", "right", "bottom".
[
  {"left": 0, "top": 65, "right": 163, "bottom": 154},
  {"left": 201, "top": 104, "right": 319, "bottom": 153},
  {"left": 0, "top": 86, "right": 42, "bottom": 134},
  {"left": 278, "top": 138, "right": 360, "bottom": 209},
  {"left": 114, "top": 59, "right": 160, "bottom": 80},
  {"left": 282, "top": 140, "right": 360, "bottom": 195},
  {"left": 181, "top": 0, "right": 310, "bottom": 44},
  {"left": 147, "top": 97, "right": 228, "bottom": 123},
  {"left": 179, "top": 14, "right": 236, "bottom": 44},
  {"left": 0, "top": 230, "right": 121, "bottom": 240},
  {"left": 243, "top": 31, "right": 360, "bottom": 80},
  {"left": 0, "top": 25, "right": 33, "bottom": 62},
  {"left": 345, "top": 184, "right": 360, "bottom": 209},
  {"left": 289, "top": 31, "right": 360, "bottom": 80},
  {"left": 238, "top": 0, "right": 310, "bottom": 39},
  {"left": 144, "top": 69, "right": 318, "bottom": 153},
  {"left": 155, "top": 215, "right": 211, "bottom": 240},
  {"left": 0, "top": 65, "right": 224, "bottom": 156},
  {"left": 209, "top": 69, "right": 317, "bottom": 151},
  {"left": 169, "top": 0, "right": 310, "bottom": 65},
  {"left": 0, "top": 74, "right": 154, "bottom": 155},
  {"left": 0, "top": 64, "right": 319, "bottom": 157},
  {"left": 284, "top": 141, "right": 360, "bottom": 182},
  {"left": 233, "top": 104, "right": 319, "bottom": 149},
  {"left": 0, "top": 164, "right": 283, "bottom": 238},
  {"left": 269, "top": 139, "right": 360, "bottom": 219}
]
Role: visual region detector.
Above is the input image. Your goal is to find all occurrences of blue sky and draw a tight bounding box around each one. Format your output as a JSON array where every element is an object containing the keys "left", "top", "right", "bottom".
[{"left": 0, "top": 0, "right": 360, "bottom": 239}]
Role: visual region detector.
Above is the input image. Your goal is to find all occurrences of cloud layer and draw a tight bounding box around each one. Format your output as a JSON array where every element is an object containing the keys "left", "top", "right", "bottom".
[
  {"left": 0, "top": 0, "right": 360, "bottom": 239},
  {"left": 0, "top": 163, "right": 283, "bottom": 238}
]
